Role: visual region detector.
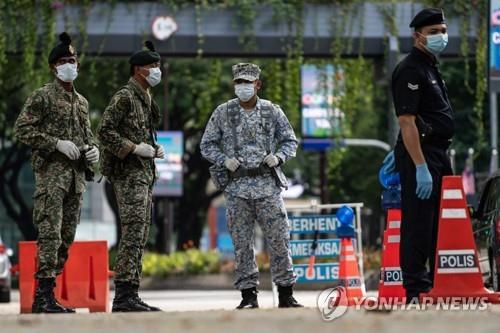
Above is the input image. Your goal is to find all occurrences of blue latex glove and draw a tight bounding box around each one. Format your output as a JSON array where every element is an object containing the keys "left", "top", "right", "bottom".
[
  {"left": 381, "top": 151, "right": 395, "bottom": 174},
  {"left": 415, "top": 163, "right": 433, "bottom": 200}
]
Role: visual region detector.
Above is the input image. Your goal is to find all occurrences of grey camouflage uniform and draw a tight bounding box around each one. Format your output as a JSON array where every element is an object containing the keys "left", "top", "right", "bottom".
[
  {"left": 14, "top": 80, "right": 94, "bottom": 279},
  {"left": 200, "top": 96, "right": 298, "bottom": 290}
]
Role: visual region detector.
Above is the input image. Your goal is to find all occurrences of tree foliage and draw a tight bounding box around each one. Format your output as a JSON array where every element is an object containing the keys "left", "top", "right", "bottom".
[{"left": 0, "top": 0, "right": 490, "bottom": 249}]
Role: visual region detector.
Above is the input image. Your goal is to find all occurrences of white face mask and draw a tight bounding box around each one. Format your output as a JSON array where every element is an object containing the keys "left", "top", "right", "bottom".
[
  {"left": 144, "top": 67, "right": 162, "bottom": 87},
  {"left": 235, "top": 83, "right": 255, "bottom": 102},
  {"left": 56, "top": 63, "right": 78, "bottom": 82}
]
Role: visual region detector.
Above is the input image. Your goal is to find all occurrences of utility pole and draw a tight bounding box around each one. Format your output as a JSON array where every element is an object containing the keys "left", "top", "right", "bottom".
[
  {"left": 387, "top": 35, "right": 400, "bottom": 147},
  {"left": 319, "top": 152, "right": 328, "bottom": 204},
  {"left": 156, "top": 61, "right": 173, "bottom": 254}
]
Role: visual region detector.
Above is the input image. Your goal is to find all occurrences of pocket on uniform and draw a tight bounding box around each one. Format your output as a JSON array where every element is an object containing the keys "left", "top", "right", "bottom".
[
  {"left": 124, "top": 111, "right": 143, "bottom": 131},
  {"left": 122, "top": 181, "right": 148, "bottom": 205},
  {"left": 209, "top": 164, "right": 229, "bottom": 191},
  {"left": 31, "top": 154, "right": 47, "bottom": 172},
  {"left": 46, "top": 102, "right": 69, "bottom": 136},
  {"left": 32, "top": 189, "right": 48, "bottom": 225},
  {"left": 269, "top": 194, "right": 287, "bottom": 219}
]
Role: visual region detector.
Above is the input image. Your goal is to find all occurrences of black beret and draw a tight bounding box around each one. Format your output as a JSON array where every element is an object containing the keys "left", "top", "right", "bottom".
[
  {"left": 48, "top": 32, "right": 77, "bottom": 64},
  {"left": 409, "top": 8, "right": 446, "bottom": 29},
  {"left": 129, "top": 41, "right": 161, "bottom": 66}
]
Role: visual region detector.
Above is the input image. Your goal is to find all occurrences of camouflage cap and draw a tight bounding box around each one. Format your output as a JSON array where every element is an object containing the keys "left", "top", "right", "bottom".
[{"left": 232, "top": 63, "right": 261, "bottom": 82}]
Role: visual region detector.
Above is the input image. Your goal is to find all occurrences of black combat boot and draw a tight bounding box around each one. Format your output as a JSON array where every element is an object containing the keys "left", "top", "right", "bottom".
[
  {"left": 49, "top": 279, "right": 76, "bottom": 313},
  {"left": 236, "top": 287, "right": 259, "bottom": 309},
  {"left": 112, "top": 281, "right": 150, "bottom": 312},
  {"left": 32, "top": 278, "right": 67, "bottom": 314},
  {"left": 278, "top": 285, "right": 304, "bottom": 308},
  {"left": 130, "top": 282, "right": 162, "bottom": 312}
]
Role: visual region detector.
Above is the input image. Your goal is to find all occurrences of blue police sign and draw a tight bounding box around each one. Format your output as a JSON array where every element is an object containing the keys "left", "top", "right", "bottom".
[
  {"left": 289, "top": 215, "right": 338, "bottom": 234},
  {"left": 294, "top": 263, "right": 339, "bottom": 283},
  {"left": 290, "top": 239, "right": 341, "bottom": 258}
]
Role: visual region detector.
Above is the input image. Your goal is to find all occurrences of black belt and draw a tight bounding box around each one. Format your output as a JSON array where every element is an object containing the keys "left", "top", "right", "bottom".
[
  {"left": 397, "top": 137, "right": 452, "bottom": 150},
  {"left": 230, "top": 165, "right": 272, "bottom": 179},
  {"left": 422, "top": 137, "right": 452, "bottom": 150},
  {"left": 49, "top": 151, "right": 85, "bottom": 170}
]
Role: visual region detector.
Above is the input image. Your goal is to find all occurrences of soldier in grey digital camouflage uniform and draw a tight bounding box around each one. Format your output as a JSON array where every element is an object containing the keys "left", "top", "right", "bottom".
[
  {"left": 97, "top": 41, "right": 164, "bottom": 312},
  {"left": 14, "top": 32, "right": 99, "bottom": 314},
  {"left": 200, "top": 63, "right": 303, "bottom": 309}
]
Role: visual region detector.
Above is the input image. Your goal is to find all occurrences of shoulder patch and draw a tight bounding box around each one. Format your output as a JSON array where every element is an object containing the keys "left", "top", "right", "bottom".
[{"left": 407, "top": 82, "right": 419, "bottom": 91}]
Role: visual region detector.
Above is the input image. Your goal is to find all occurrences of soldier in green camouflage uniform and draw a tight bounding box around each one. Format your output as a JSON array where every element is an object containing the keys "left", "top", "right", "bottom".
[
  {"left": 200, "top": 63, "right": 303, "bottom": 309},
  {"left": 14, "top": 33, "right": 99, "bottom": 314},
  {"left": 97, "top": 41, "right": 164, "bottom": 312}
]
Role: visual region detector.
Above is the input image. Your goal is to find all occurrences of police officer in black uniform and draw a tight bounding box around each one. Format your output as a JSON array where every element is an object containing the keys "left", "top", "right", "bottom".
[{"left": 386, "top": 8, "right": 454, "bottom": 302}]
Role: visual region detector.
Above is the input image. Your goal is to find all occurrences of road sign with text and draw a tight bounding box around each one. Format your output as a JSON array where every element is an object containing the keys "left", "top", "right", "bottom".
[
  {"left": 288, "top": 215, "right": 339, "bottom": 234},
  {"left": 290, "top": 239, "right": 341, "bottom": 258},
  {"left": 294, "top": 263, "right": 339, "bottom": 283}
]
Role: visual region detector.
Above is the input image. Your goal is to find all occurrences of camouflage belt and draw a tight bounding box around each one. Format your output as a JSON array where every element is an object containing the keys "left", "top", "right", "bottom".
[{"left": 230, "top": 165, "right": 272, "bottom": 179}]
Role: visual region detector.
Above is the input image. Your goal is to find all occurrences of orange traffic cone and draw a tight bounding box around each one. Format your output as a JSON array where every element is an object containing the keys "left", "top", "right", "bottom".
[
  {"left": 421, "top": 176, "right": 500, "bottom": 303},
  {"left": 378, "top": 209, "right": 406, "bottom": 303},
  {"left": 338, "top": 237, "right": 365, "bottom": 305}
]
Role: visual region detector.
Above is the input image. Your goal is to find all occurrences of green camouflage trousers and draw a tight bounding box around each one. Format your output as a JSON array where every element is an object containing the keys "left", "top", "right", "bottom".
[
  {"left": 225, "top": 192, "right": 296, "bottom": 290},
  {"left": 112, "top": 178, "right": 153, "bottom": 285},
  {"left": 33, "top": 181, "right": 82, "bottom": 279}
]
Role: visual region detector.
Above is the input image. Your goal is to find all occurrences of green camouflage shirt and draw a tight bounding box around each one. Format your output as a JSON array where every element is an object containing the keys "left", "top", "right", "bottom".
[
  {"left": 14, "top": 80, "right": 94, "bottom": 193},
  {"left": 97, "top": 78, "right": 160, "bottom": 184}
]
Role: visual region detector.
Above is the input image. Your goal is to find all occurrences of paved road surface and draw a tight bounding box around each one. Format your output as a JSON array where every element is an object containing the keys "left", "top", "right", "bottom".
[
  {"left": 1, "top": 289, "right": 321, "bottom": 314},
  {"left": 2, "top": 290, "right": 500, "bottom": 333}
]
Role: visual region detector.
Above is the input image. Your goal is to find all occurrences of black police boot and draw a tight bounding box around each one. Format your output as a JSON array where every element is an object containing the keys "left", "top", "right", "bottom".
[
  {"left": 278, "top": 285, "right": 304, "bottom": 308},
  {"left": 32, "top": 278, "right": 67, "bottom": 314},
  {"left": 130, "top": 282, "right": 162, "bottom": 312},
  {"left": 112, "top": 281, "right": 150, "bottom": 312},
  {"left": 236, "top": 287, "right": 259, "bottom": 309}
]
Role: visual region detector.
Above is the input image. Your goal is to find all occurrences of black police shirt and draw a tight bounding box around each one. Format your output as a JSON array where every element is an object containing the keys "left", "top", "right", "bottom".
[{"left": 392, "top": 47, "right": 454, "bottom": 140}]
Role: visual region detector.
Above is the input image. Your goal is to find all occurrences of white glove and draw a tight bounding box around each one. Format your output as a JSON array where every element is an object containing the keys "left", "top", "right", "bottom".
[
  {"left": 56, "top": 140, "right": 80, "bottom": 160},
  {"left": 224, "top": 158, "right": 240, "bottom": 172},
  {"left": 263, "top": 154, "right": 279, "bottom": 168},
  {"left": 133, "top": 142, "right": 156, "bottom": 158},
  {"left": 85, "top": 146, "right": 99, "bottom": 164},
  {"left": 155, "top": 145, "right": 165, "bottom": 159}
]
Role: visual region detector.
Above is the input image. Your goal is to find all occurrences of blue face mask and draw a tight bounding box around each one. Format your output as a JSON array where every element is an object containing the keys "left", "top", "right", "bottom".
[{"left": 423, "top": 33, "right": 448, "bottom": 55}]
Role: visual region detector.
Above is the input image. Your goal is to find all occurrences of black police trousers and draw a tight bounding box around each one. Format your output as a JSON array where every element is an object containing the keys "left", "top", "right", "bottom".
[{"left": 394, "top": 142, "right": 453, "bottom": 298}]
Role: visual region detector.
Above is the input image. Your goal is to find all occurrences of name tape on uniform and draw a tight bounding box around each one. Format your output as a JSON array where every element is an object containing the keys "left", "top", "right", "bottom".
[
  {"left": 437, "top": 249, "right": 479, "bottom": 274},
  {"left": 294, "top": 263, "right": 339, "bottom": 283},
  {"left": 382, "top": 267, "right": 403, "bottom": 285},
  {"left": 289, "top": 215, "right": 338, "bottom": 234},
  {"left": 290, "top": 239, "right": 340, "bottom": 258}
]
